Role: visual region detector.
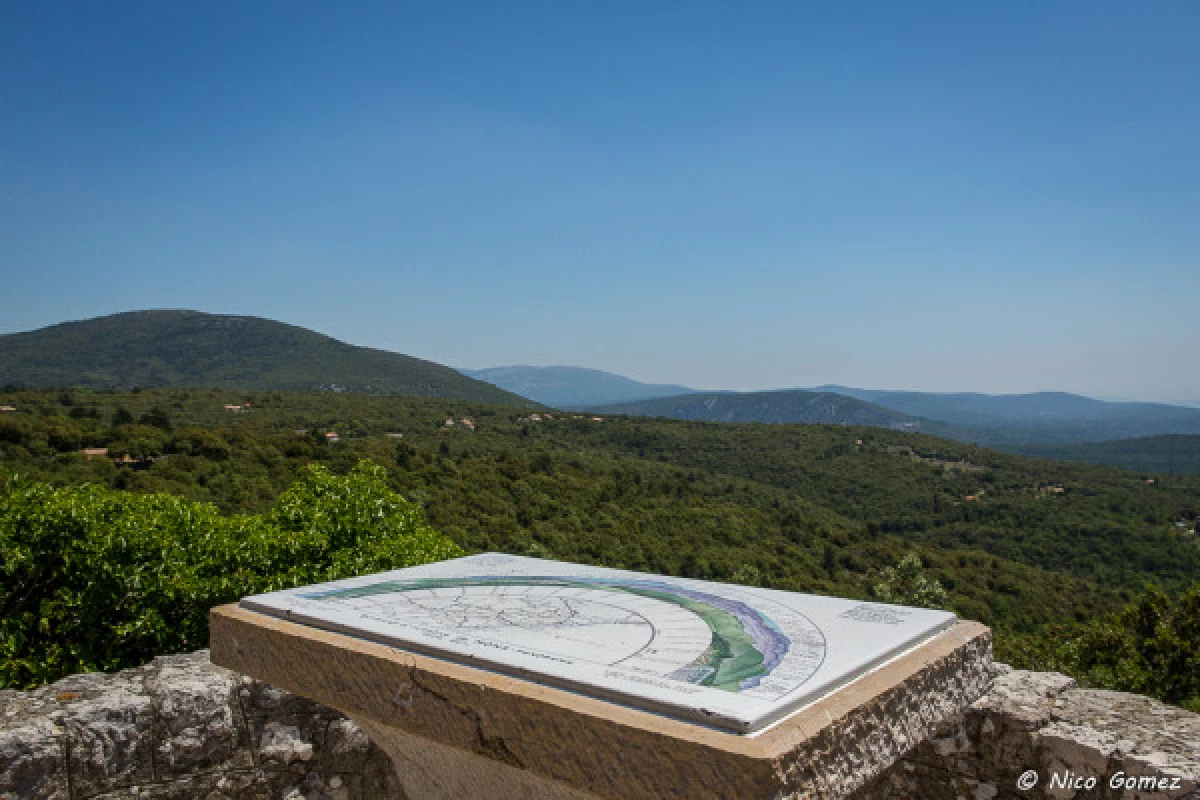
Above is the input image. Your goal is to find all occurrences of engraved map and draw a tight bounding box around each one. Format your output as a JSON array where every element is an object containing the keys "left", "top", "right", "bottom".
[{"left": 240, "top": 554, "right": 956, "bottom": 733}]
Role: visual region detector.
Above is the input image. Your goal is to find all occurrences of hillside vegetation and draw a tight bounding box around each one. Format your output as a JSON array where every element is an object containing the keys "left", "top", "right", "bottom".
[
  {"left": 681, "top": 386, "right": 1200, "bottom": 447},
  {"left": 589, "top": 388, "right": 1200, "bottom": 462},
  {"left": 1015, "top": 435, "right": 1200, "bottom": 476},
  {"left": 824, "top": 386, "right": 1157, "bottom": 418},
  {"left": 0, "top": 461, "right": 461, "bottom": 688},
  {"left": 589, "top": 390, "right": 923, "bottom": 429},
  {"left": 0, "top": 311, "right": 531, "bottom": 405},
  {"left": 2, "top": 386, "right": 1197, "bottom": 676}
]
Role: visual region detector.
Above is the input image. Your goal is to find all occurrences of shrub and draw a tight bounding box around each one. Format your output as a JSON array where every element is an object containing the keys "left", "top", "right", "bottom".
[
  {"left": 873, "top": 552, "right": 950, "bottom": 609},
  {"left": 0, "top": 460, "right": 462, "bottom": 688},
  {"left": 1057, "top": 585, "right": 1200, "bottom": 712}
]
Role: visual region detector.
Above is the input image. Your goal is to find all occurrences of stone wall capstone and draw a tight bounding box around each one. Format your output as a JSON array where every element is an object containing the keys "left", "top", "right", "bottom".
[
  {"left": 855, "top": 665, "right": 1199, "bottom": 800},
  {"left": 2, "top": 654, "right": 1197, "bottom": 799},
  {"left": 0, "top": 651, "right": 402, "bottom": 799}
]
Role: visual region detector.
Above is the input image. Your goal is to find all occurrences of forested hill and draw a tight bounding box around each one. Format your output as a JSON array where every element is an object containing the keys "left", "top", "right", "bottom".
[
  {"left": 815, "top": 386, "right": 1200, "bottom": 445},
  {"left": 0, "top": 311, "right": 531, "bottom": 405},
  {"left": 589, "top": 387, "right": 1200, "bottom": 457},
  {"left": 588, "top": 390, "right": 926, "bottom": 429},
  {"left": 1, "top": 387, "right": 1198, "bottom": 687},
  {"left": 1016, "top": 435, "right": 1200, "bottom": 476},
  {"left": 462, "top": 365, "right": 697, "bottom": 408},
  {"left": 2, "top": 387, "right": 1197, "bottom": 630}
]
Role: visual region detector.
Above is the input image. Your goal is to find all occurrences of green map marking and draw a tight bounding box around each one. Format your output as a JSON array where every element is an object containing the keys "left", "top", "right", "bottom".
[{"left": 305, "top": 575, "right": 776, "bottom": 691}]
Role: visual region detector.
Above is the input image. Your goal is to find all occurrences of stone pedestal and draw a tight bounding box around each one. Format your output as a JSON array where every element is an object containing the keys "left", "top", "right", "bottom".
[{"left": 210, "top": 604, "right": 992, "bottom": 799}]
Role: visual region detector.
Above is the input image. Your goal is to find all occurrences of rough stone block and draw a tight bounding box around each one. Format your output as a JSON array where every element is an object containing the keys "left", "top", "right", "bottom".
[
  {"left": 60, "top": 677, "right": 156, "bottom": 797},
  {"left": 148, "top": 650, "right": 253, "bottom": 778},
  {"left": 1039, "top": 689, "right": 1200, "bottom": 799},
  {"left": 858, "top": 668, "right": 1200, "bottom": 800},
  {"left": 1, "top": 653, "right": 406, "bottom": 800},
  {"left": 0, "top": 715, "right": 69, "bottom": 800}
]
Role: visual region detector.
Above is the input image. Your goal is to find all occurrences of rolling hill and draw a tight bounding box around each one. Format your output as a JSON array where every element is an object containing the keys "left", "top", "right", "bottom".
[
  {"left": 3, "top": 385, "right": 1198, "bottom": 679},
  {"left": 0, "top": 311, "right": 532, "bottom": 405},
  {"left": 574, "top": 378, "right": 1200, "bottom": 449},
  {"left": 1015, "top": 435, "right": 1200, "bottom": 475},
  {"left": 462, "top": 365, "right": 697, "bottom": 407},
  {"left": 588, "top": 390, "right": 926, "bottom": 429},
  {"left": 817, "top": 386, "right": 1139, "bottom": 423},
  {"left": 816, "top": 386, "right": 1200, "bottom": 445},
  {"left": 463, "top": 364, "right": 1200, "bottom": 448}
]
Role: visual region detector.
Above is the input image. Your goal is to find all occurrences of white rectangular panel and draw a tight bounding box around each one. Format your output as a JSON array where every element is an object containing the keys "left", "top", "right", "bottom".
[{"left": 240, "top": 554, "right": 957, "bottom": 733}]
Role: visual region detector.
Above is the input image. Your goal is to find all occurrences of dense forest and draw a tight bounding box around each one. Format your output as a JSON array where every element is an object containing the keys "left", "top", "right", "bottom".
[
  {"left": 587, "top": 390, "right": 920, "bottom": 428},
  {"left": 2, "top": 388, "right": 1198, "bottom": 707},
  {"left": 588, "top": 389, "right": 1200, "bottom": 471},
  {"left": 1014, "top": 435, "right": 1200, "bottom": 476}
]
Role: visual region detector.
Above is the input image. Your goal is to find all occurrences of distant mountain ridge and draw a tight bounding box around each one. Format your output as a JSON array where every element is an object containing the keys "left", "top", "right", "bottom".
[
  {"left": 817, "top": 385, "right": 1200, "bottom": 424},
  {"left": 0, "top": 311, "right": 532, "bottom": 405},
  {"left": 814, "top": 386, "right": 1200, "bottom": 445},
  {"left": 587, "top": 385, "right": 1200, "bottom": 447},
  {"left": 463, "top": 364, "right": 1200, "bottom": 446},
  {"left": 587, "top": 390, "right": 924, "bottom": 429},
  {"left": 462, "top": 365, "right": 698, "bottom": 408}
]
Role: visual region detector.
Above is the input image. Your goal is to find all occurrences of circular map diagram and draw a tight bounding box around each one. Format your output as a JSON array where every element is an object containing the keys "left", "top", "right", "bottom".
[
  {"left": 301, "top": 574, "right": 823, "bottom": 694},
  {"left": 335, "top": 584, "right": 712, "bottom": 675}
]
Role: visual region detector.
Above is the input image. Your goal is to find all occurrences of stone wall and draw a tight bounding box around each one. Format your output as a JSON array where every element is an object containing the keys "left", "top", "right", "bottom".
[
  {"left": 0, "top": 652, "right": 402, "bottom": 799},
  {"left": 856, "top": 665, "right": 1199, "bottom": 800},
  {"left": 2, "top": 654, "right": 1197, "bottom": 799}
]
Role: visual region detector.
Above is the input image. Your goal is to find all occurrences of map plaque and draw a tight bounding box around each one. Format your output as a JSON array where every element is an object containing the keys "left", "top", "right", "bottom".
[
  {"left": 239, "top": 554, "right": 956, "bottom": 733},
  {"left": 212, "top": 554, "right": 992, "bottom": 799}
]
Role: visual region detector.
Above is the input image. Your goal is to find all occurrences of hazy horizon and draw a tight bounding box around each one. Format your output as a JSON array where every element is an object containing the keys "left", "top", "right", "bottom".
[
  {"left": 2, "top": 308, "right": 1197, "bottom": 409},
  {"left": 3, "top": 3, "right": 1198, "bottom": 405},
  {"left": 460, "top": 364, "right": 1200, "bottom": 408}
]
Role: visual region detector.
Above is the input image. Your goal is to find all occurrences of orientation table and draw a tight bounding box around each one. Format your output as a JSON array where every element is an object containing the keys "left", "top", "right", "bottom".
[{"left": 212, "top": 554, "right": 992, "bottom": 799}]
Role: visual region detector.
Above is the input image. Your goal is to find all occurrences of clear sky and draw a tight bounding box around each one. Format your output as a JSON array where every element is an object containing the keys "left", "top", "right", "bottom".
[{"left": 2, "top": 2, "right": 1198, "bottom": 404}]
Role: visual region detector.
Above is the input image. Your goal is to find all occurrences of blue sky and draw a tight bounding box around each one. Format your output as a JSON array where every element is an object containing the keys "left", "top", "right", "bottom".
[{"left": 2, "top": 2, "right": 1198, "bottom": 404}]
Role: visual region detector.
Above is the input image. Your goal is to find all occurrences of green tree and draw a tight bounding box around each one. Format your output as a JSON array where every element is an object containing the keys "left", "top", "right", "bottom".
[
  {"left": 0, "top": 460, "right": 462, "bottom": 688},
  {"left": 1057, "top": 585, "right": 1200, "bottom": 712},
  {"left": 174, "top": 428, "right": 232, "bottom": 460},
  {"left": 822, "top": 545, "right": 838, "bottom": 579},
  {"left": 873, "top": 553, "right": 950, "bottom": 609},
  {"left": 108, "top": 424, "right": 170, "bottom": 459},
  {"left": 731, "top": 563, "right": 761, "bottom": 586},
  {"left": 138, "top": 407, "right": 173, "bottom": 431},
  {"left": 42, "top": 417, "right": 83, "bottom": 452}
]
